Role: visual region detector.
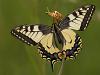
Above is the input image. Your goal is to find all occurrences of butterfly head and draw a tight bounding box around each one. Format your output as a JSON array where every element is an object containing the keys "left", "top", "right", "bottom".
[{"left": 46, "top": 10, "right": 63, "bottom": 24}]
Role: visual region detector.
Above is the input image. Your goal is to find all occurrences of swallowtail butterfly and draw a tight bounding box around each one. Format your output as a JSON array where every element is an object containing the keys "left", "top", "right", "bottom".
[{"left": 11, "top": 4, "right": 95, "bottom": 71}]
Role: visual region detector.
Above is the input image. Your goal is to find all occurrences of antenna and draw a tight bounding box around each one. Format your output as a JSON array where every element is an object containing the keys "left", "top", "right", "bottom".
[{"left": 45, "top": 7, "right": 50, "bottom": 14}]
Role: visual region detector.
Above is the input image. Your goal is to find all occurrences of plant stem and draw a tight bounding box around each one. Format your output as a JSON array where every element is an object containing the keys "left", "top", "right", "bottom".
[{"left": 57, "top": 58, "right": 65, "bottom": 75}]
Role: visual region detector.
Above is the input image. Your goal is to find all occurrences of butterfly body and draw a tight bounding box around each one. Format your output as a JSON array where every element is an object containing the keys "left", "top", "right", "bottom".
[{"left": 11, "top": 4, "right": 95, "bottom": 70}]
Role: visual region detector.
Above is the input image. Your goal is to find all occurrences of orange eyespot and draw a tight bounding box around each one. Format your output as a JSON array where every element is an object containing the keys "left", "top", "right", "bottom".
[{"left": 58, "top": 51, "right": 66, "bottom": 60}]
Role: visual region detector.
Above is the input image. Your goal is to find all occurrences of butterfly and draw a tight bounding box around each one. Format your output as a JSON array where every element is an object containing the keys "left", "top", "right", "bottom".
[{"left": 11, "top": 4, "right": 95, "bottom": 71}]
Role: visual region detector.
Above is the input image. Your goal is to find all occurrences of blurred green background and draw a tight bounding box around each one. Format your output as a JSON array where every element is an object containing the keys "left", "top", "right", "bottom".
[{"left": 0, "top": 0, "right": 100, "bottom": 75}]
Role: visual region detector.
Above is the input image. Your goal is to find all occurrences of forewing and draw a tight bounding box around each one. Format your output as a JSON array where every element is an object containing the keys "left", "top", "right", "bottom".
[
  {"left": 11, "top": 24, "right": 60, "bottom": 68},
  {"left": 59, "top": 4, "right": 95, "bottom": 31},
  {"left": 11, "top": 24, "right": 51, "bottom": 45}
]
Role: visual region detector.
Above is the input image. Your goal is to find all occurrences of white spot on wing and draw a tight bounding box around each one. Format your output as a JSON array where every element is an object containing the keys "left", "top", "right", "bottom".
[
  {"left": 22, "top": 26, "right": 25, "bottom": 28},
  {"left": 20, "top": 29, "right": 25, "bottom": 33},
  {"left": 28, "top": 26, "right": 31, "bottom": 31},
  {"left": 82, "top": 12, "right": 86, "bottom": 15},
  {"left": 86, "top": 8, "right": 89, "bottom": 10},
  {"left": 16, "top": 29, "right": 20, "bottom": 32},
  {"left": 22, "top": 31, "right": 26, "bottom": 34},
  {"left": 80, "top": 8, "right": 83, "bottom": 10},
  {"left": 68, "top": 14, "right": 76, "bottom": 20},
  {"left": 33, "top": 25, "right": 39, "bottom": 31},
  {"left": 76, "top": 11, "right": 80, "bottom": 15},
  {"left": 81, "top": 10, "right": 87, "bottom": 13}
]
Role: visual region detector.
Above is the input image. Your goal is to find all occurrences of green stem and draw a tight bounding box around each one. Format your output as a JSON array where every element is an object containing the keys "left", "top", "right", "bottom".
[{"left": 57, "top": 58, "right": 65, "bottom": 75}]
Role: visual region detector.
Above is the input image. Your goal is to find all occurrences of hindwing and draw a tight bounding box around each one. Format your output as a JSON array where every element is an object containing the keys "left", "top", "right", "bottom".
[{"left": 60, "top": 29, "right": 82, "bottom": 59}]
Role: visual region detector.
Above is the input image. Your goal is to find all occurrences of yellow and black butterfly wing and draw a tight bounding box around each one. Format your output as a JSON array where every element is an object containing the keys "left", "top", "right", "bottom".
[
  {"left": 56, "top": 4, "right": 95, "bottom": 59},
  {"left": 11, "top": 24, "right": 51, "bottom": 46},
  {"left": 38, "top": 32, "right": 59, "bottom": 59},
  {"left": 60, "top": 29, "right": 82, "bottom": 59},
  {"left": 59, "top": 4, "right": 95, "bottom": 31},
  {"left": 11, "top": 24, "right": 60, "bottom": 71},
  {"left": 38, "top": 32, "right": 60, "bottom": 71},
  {"left": 11, "top": 24, "right": 60, "bottom": 58}
]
